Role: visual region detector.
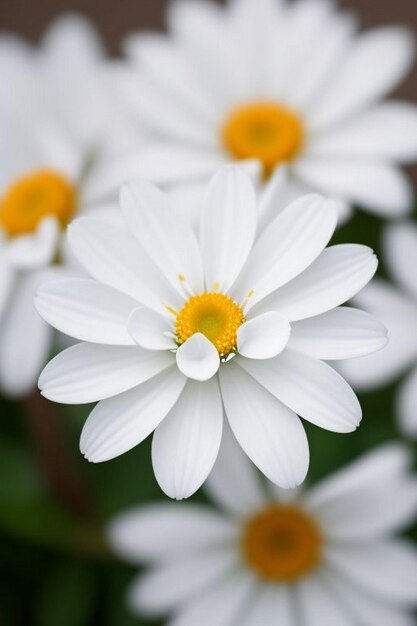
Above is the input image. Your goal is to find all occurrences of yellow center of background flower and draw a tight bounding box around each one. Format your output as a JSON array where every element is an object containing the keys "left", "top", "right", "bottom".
[
  {"left": 242, "top": 505, "right": 322, "bottom": 581},
  {"left": 0, "top": 169, "right": 77, "bottom": 237},
  {"left": 222, "top": 101, "right": 304, "bottom": 177},
  {"left": 175, "top": 292, "right": 245, "bottom": 357}
]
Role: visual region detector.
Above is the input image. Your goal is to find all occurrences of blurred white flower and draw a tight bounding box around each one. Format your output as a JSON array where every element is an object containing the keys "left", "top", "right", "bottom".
[
  {"left": 114, "top": 0, "right": 417, "bottom": 223},
  {"left": 339, "top": 222, "right": 417, "bottom": 438},
  {"left": 108, "top": 429, "right": 417, "bottom": 625},
  {"left": 0, "top": 15, "right": 137, "bottom": 396},
  {"left": 36, "top": 166, "right": 385, "bottom": 498}
]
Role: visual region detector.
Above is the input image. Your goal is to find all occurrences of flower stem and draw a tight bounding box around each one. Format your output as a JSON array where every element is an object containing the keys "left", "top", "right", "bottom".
[{"left": 22, "top": 390, "right": 94, "bottom": 522}]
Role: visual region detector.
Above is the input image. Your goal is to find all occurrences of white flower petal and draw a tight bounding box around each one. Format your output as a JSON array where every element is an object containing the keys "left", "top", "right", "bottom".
[
  {"left": 122, "top": 72, "right": 216, "bottom": 146},
  {"left": 128, "top": 549, "right": 239, "bottom": 617},
  {"left": 326, "top": 539, "right": 417, "bottom": 606},
  {"left": 68, "top": 217, "right": 181, "bottom": 313},
  {"left": 35, "top": 278, "right": 137, "bottom": 345},
  {"left": 152, "top": 378, "right": 223, "bottom": 499},
  {"left": 308, "top": 102, "right": 417, "bottom": 162},
  {"left": 228, "top": 0, "right": 286, "bottom": 97},
  {"left": 237, "top": 312, "right": 291, "bottom": 359},
  {"left": 239, "top": 349, "right": 361, "bottom": 433},
  {"left": 308, "top": 26, "right": 416, "bottom": 130},
  {"left": 384, "top": 222, "right": 417, "bottom": 299},
  {"left": 176, "top": 334, "right": 220, "bottom": 381},
  {"left": 284, "top": 9, "right": 355, "bottom": 109},
  {"left": 339, "top": 280, "right": 417, "bottom": 390},
  {"left": 322, "top": 568, "right": 415, "bottom": 626},
  {"left": 398, "top": 367, "right": 417, "bottom": 438},
  {"left": 125, "top": 33, "right": 217, "bottom": 130},
  {"left": 87, "top": 142, "right": 224, "bottom": 189},
  {"left": 167, "top": 571, "right": 255, "bottom": 626},
  {"left": 289, "top": 306, "right": 388, "bottom": 360},
  {"left": 233, "top": 194, "right": 338, "bottom": 309},
  {"left": 168, "top": 0, "right": 247, "bottom": 107},
  {"left": 310, "top": 476, "right": 417, "bottom": 542},
  {"left": 205, "top": 421, "right": 267, "bottom": 516},
  {"left": 294, "top": 159, "right": 413, "bottom": 217},
  {"left": 296, "top": 572, "right": 354, "bottom": 626},
  {"left": 200, "top": 167, "right": 257, "bottom": 293},
  {"left": 43, "top": 14, "right": 104, "bottom": 63},
  {"left": 0, "top": 271, "right": 52, "bottom": 397},
  {"left": 39, "top": 343, "right": 173, "bottom": 405},
  {"left": 0, "top": 256, "right": 13, "bottom": 317},
  {"left": 220, "top": 361, "right": 309, "bottom": 488},
  {"left": 306, "top": 443, "right": 417, "bottom": 540},
  {"left": 108, "top": 503, "right": 237, "bottom": 563},
  {"left": 240, "top": 586, "right": 295, "bottom": 626},
  {"left": 256, "top": 165, "right": 288, "bottom": 233},
  {"left": 80, "top": 366, "right": 186, "bottom": 463},
  {"left": 6, "top": 217, "right": 59, "bottom": 270},
  {"left": 258, "top": 244, "right": 378, "bottom": 321},
  {"left": 128, "top": 307, "right": 175, "bottom": 351},
  {"left": 120, "top": 180, "right": 204, "bottom": 295},
  {"left": 308, "top": 442, "right": 412, "bottom": 506},
  {"left": 270, "top": 0, "right": 349, "bottom": 104}
]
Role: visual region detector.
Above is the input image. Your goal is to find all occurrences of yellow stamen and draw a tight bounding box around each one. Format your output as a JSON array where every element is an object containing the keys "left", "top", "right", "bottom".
[
  {"left": 175, "top": 292, "right": 245, "bottom": 357},
  {"left": 0, "top": 169, "right": 77, "bottom": 237},
  {"left": 242, "top": 505, "right": 322, "bottom": 582},
  {"left": 222, "top": 101, "right": 304, "bottom": 177}
]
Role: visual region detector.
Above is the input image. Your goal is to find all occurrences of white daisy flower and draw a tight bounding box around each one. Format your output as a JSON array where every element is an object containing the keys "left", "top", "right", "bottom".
[
  {"left": 0, "top": 15, "right": 135, "bottom": 396},
  {"left": 108, "top": 430, "right": 417, "bottom": 625},
  {"left": 339, "top": 222, "right": 417, "bottom": 438},
  {"left": 36, "top": 166, "right": 386, "bottom": 498},
  {"left": 114, "top": 0, "right": 417, "bottom": 223}
]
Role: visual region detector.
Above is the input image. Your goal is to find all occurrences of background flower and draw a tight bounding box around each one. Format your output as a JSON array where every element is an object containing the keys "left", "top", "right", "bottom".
[
  {"left": 339, "top": 222, "right": 417, "bottom": 438},
  {"left": 108, "top": 427, "right": 417, "bottom": 625},
  {"left": 113, "top": 0, "right": 417, "bottom": 223},
  {"left": 0, "top": 14, "right": 138, "bottom": 396}
]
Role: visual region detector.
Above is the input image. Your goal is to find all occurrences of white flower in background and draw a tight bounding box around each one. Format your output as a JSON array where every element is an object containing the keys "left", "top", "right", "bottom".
[
  {"left": 36, "top": 167, "right": 385, "bottom": 498},
  {"left": 0, "top": 15, "right": 135, "bottom": 396},
  {"left": 339, "top": 222, "right": 417, "bottom": 438},
  {"left": 114, "top": 0, "right": 417, "bottom": 223},
  {"left": 0, "top": 13, "right": 132, "bottom": 153},
  {"left": 108, "top": 429, "right": 417, "bottom": 626}
]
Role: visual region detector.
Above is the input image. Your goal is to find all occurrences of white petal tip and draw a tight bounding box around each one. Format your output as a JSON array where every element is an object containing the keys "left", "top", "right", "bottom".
[{"left": 176, "top": 334, "right": 220, "bottom": 381}]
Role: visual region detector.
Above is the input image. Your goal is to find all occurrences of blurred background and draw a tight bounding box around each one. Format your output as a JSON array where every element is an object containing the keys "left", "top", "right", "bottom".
[{"left": 0, "top": 1, "right": 416, "bottom": 625}]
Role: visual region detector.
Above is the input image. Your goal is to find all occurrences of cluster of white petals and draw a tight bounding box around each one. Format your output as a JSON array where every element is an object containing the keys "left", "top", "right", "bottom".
[{"left": 36, "top": 167, "right": 386, "bottom": 498}]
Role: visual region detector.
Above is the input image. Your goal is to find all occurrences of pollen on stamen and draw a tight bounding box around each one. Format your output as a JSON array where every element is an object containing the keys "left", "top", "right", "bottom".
[{"left": 241, "top": 289, "right": 255, "bottom": 311}]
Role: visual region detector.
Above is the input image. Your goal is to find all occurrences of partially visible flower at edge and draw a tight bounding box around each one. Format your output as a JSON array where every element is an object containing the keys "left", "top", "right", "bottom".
[
  {"left": 339, "top": 221, "right": 417, "bottom": 438},
  {"left": 0, "top": 14, "right": 138, "bottom": 396}
]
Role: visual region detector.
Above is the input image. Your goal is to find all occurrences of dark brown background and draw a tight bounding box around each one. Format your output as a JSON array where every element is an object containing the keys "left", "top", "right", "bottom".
[{"left": 1, "top": 0, "right": 417, "bottom": 179}]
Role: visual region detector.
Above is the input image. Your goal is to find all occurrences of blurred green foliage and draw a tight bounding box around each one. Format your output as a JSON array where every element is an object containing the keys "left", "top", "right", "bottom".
[{"left": 0, "top": 206, "right": 416, "bottom": 625}]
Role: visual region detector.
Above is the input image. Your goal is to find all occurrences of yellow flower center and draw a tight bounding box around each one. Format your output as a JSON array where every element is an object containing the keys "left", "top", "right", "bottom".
[
  {"left": 175, "top": 292, "right": 245, "bottom": 358},
  {"left": 222, "top": 101, "right": 304, "bottom": 177},
  {"left": 0, "top": 169, "right": 77, "bottom": 237},
  {"left": 242, "top": 505, "right": 322, "bottom": 582}
]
